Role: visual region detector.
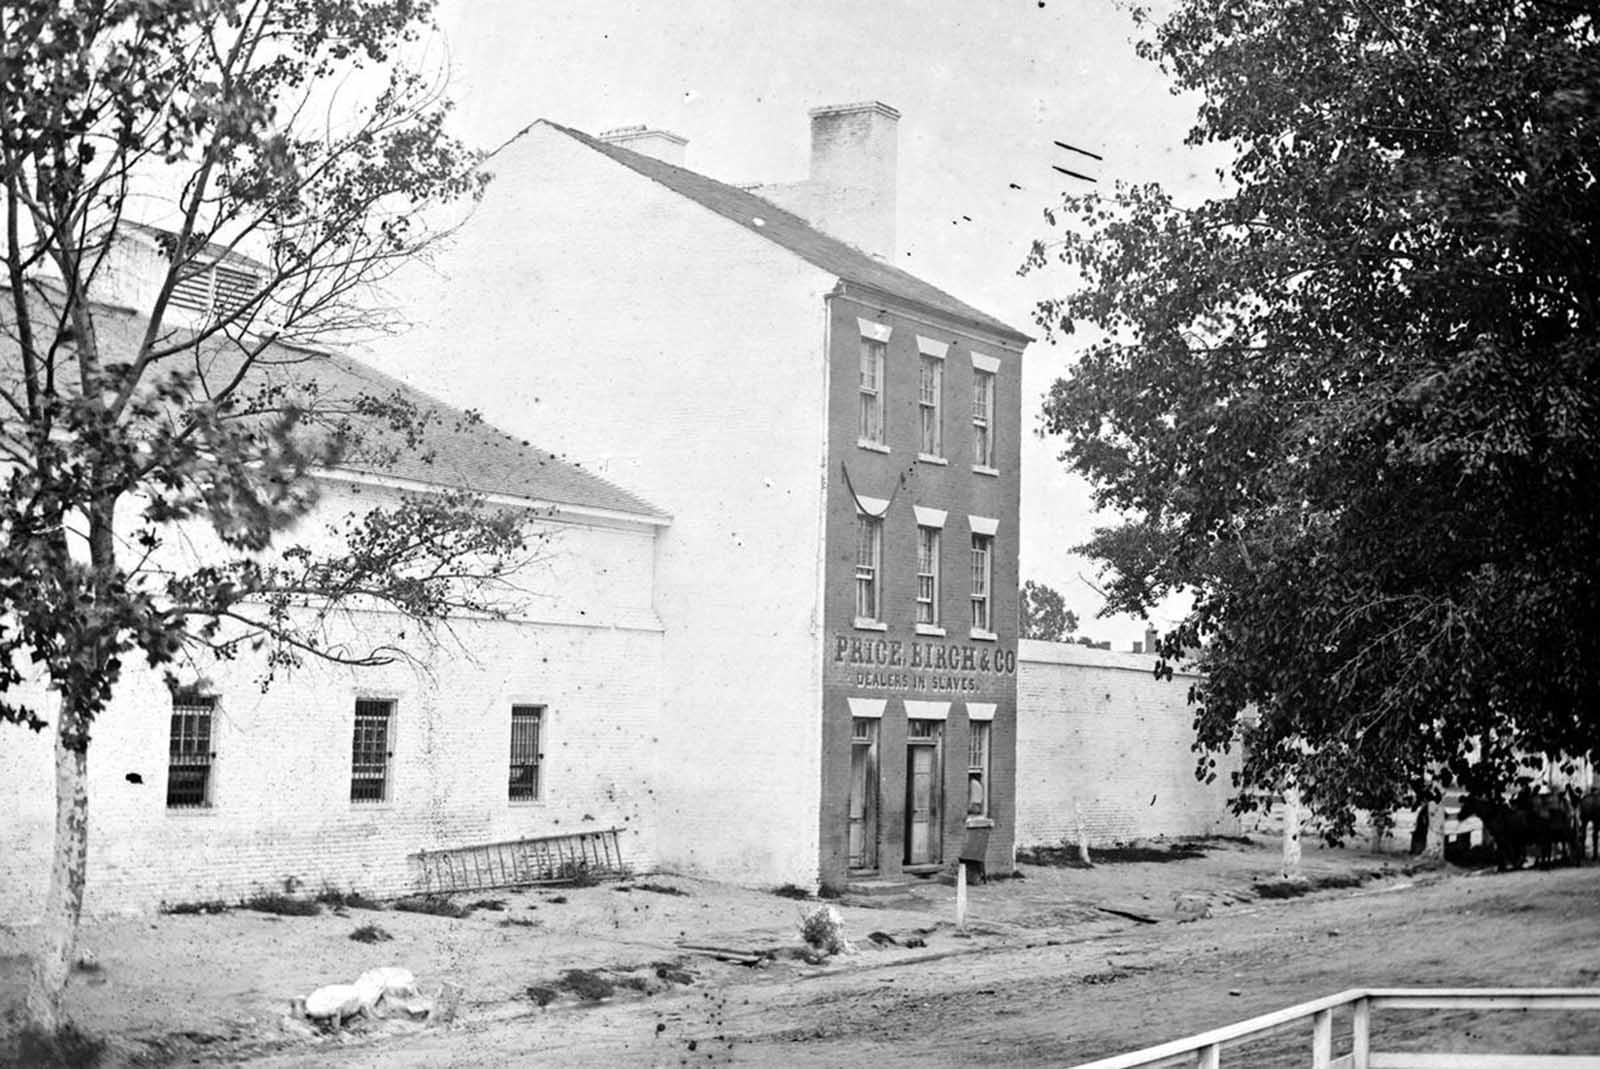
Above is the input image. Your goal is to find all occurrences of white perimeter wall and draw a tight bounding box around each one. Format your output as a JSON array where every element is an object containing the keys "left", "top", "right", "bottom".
[
  {"left": 0, "top": 483, "right": 664, "bottom": 920},
  {"left": 370, "top": 124, "right": 834, "bottom": 887},
  {"left": 1016, "top": 639, "right": 1242, "bottom": 848}
]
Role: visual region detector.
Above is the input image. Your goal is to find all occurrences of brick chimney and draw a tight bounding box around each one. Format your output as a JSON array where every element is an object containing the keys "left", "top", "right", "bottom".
[
  {"left": 806, "top": 102, "right": 899, "bottom": 260},
  {"left": 598, "top": 125, "right": 688, "bottom": 167}
]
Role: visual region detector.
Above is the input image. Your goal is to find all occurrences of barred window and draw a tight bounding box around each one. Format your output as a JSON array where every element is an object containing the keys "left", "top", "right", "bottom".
[
  {"left": 967, "top": 720, "right": 992, "bottom": 817},
  {"left": 509, "top": 705, "right": 544, "bottom": 801},
  {"left": 916, "top": 525, "right": 941, "bottom": 626},
  {"left": 859, "top": 338, "right": 886, "bottom": 445},
  {"left": 350, "top": 699, "right": 394, "bottom": 803},
  {"left": 166, "top": 694, "right": 216, "bottom": 808},
  {"left": 972, "top": 369, "right": 995, "bottom": 468},
  {"left": 855, "top": 513, "right": 883, "bottom": 623},
  {"left": 970, "top": 534, "right": 993, "bottom": 633},
  {"left": 919, "top": 355, "right": 942, "bottom": 457}
]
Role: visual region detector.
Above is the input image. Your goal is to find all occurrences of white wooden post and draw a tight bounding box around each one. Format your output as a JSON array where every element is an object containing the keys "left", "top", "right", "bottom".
[
  {"left": 1351, "top": 996, "right": 1371, "bottom": 1069},
  {"left": 955, "top": 859, "right": 968, "bottom": 930},
  {"left": 1194, "top": 1042, "right": 1220, "bottom": 1069},
  {"left": 1311, "top": 1007, "right": 1332, "bottom": 1068}
]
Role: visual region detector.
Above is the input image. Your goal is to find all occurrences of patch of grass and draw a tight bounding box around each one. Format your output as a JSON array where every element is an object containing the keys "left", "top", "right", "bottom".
[
  {"left": 815, "top": 884, "right": 842, "bottom": 900},
  {"left": 1252, "top": 879, "right": 1312, "bottom": 899},
  {"left": 72, "top": 958, "right": 103, "bottom": 974},
  {"left": 391, "top": 895, "right": 472, "bottom": 919},
  {"left": 614, "top": 974, "right": 651, "bottom": 992},
  {"left": 498, "top": 916, "right": 541, "bottom": 928},
  {"left": 468, "top": 898, "right": 508, "bottom": 911},
  {"left": 556, "top": 861, "right": 601, "bottom": 888},
  {"left": 632, "top": 882, "right": 688, "bottom": 897},
  {"left": 555, "top": 968, "right": 614, "bottom": 1001},
  {"left": 772, "top": 883, "right": 813, "bottom": 900},
  {"left": 160, "top": 899, "right": 230, "bottom": 915},
  {"left": 525, "top": 985, "right": 559, "bottom": 1007},
  {"left": 1019, "top": 839, "right": 1211, "bottom": 867},
  {"left": 241, "top": 892, "right": 322, "bottom": 916},
  {"left": 546, "top": 895, "right": 568, "bottom": 905},
  {"left": 349, "top": 923, "right": 393, "bottom": 943},
  {"left": 315, "top": 886, "right": 384, "bottom": 910},
  {"left": 3, "top": 1023, "right": 108, "bottom": 1068},
  {"left": 653, "top": 962, "right": 695, "bottom": 986}
]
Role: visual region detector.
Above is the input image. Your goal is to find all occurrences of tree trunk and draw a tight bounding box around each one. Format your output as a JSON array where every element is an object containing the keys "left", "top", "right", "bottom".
[
  {"left": 1281, "top": 786, "right": 1303, "bottom": 880},
  {"left": 25, "top": 710, "right": 90, "bottom": 1032},
  {"left": 1421, "top": 796, "right": 1447, "bottom": 860}
]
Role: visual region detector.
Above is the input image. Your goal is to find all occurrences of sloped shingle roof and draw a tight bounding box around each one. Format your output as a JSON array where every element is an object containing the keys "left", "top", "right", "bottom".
[{"left": 547, "top": 122, "right": 1030, "bottom": 345}]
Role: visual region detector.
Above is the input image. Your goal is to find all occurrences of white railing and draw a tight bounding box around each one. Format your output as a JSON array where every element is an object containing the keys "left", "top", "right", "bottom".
[{"left": 1072, "top": 988, "right": 1600, "bottom": 1068}]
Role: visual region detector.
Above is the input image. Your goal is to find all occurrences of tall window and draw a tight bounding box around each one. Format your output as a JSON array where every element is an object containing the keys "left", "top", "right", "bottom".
[
  {"left": 916, "top": 525, "right": 941, "bottom": 626},
  {"left": 970, "top": 534, "right": 993, "bottom": 633},
  {"left": 967, "top": 720, "right": 992, "bottom": 818},
  {"left": 972, "top": 369, "right": 996, "bottom": 468},
  {"left": 859, "top": 337, "right": 886, "bottom": 445},
  {"left": 509, "top": 705, "right": 544, "bottom": 801},
  {"left": 166, "top": 692, "right": 216, "bottom": 808},
  {"left": 350, "top": 699, "right": 394, "bottom": 803},
  {"left": 855, "top": 513, "right": 883, "bottom": 622},
  {"left": 919, "top": 355, "right": 943, "bottom": 457}
]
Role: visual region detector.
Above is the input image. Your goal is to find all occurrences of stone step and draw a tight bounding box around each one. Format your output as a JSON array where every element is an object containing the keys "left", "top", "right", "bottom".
[{"left": 844, "top": 879, "right": 914, "bottom": 897}]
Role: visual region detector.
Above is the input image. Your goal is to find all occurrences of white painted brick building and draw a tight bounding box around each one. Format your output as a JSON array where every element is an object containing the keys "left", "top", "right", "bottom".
[{"left": 1015, "top": 639, "right": 1243, "bottom": 848}]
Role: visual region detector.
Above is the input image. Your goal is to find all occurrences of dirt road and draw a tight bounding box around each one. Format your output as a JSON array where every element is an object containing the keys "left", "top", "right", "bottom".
[{"left": 228, "top": 864, "right": 1600, "bottom": 1068}]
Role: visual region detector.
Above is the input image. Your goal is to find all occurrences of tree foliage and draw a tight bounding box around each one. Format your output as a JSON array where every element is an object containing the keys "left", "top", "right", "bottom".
[
  {"left": 1019, "top": 579, "right": 1079, "bottom": 642},
  {"left": 0, "top": 0, "right": 525, "bottom": 1029},
  {"left": 1025, "top": 0, "right": 1600, "bottom": 838}
]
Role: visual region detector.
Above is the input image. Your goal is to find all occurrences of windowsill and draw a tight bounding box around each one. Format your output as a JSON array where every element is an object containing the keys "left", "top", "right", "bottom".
[
  {"left": 970, "top": 629, "right": 998, "bottom": 642},
  {"left": 917, "top": 454, "right": 948, "bottom": 466},
  {"left": 915, "top": 623, "right": 946, "bottom": 637},
  {"left": 853, "top": 618, "right": 889, "bottom": 632},
  {"left": 164, "top": 805, "right": 216, "bottom": 816},
  {"left": 509, "top": 798, "right": 545, "bottom": 807},
  {"left": 350, "top": 801, "right": 396, "bottom": 811},
  {"left": 965, "top": 816, "right": 995, "bottom": 829},
  {"left": 857, "top": 439, "right": 890, "bottom": 454},
  {"left": 972, "top": 465, "right": 1000, "bottom": 477}
]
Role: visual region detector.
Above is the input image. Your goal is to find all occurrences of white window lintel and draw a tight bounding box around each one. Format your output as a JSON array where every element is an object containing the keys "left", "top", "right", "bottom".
[
  {"left": 904, "top": 700, "right": 951, "bottom": 721},
  {"left": 855, "top": 495, "right": 891, "bottom": 518},
  {"left": 848, "top": 698, "right": 887, "bottom": 719},
  {"left": 858, "top": 318, "right": 893, "bottom": 343},
  {"left": 967, "top": 702, "right": 997, "bottom": 722},
  {"left": 916, "top": 336, "right": 949, "bottom": 359},
  {"left": 968, "top": 514, "right": 1000, "bottom": 536},
  {"left": 971, "top": 353, "right": 1002, "bottom": 374},
  {"left": 914, "top": 506, "right": 947, "bottom": 528}
]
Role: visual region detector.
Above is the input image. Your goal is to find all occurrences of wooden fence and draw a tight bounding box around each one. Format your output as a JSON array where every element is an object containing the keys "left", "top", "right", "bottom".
[{"left": 1073, "top": 988, "right": 1600, "bottom": 1068}]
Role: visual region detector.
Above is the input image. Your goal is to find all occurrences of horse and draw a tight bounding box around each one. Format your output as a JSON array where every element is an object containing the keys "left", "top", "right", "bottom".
[
  {"left": 1457, "top": 794, "right": 1531, "bottom": 871},
  {"left": 1511, "top": 787, "right": 1579, "bottom": 868}
]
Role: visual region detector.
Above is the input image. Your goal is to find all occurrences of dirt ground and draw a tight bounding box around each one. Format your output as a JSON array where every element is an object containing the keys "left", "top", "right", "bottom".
[{"left": 3, "top": 836, "right": 1598, "bottom": 1067}]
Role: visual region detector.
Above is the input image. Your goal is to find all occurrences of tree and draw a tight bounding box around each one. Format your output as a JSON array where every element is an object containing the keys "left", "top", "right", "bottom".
[
  {"left": 1019, "top": 579, "right": 1079, "bottom": 642},
  {"left": 0, "top": 0, "right": 526, "bottom": 1030},
  {"left": 1025, "top": 1, "right": 1600, "bottom": 840}
]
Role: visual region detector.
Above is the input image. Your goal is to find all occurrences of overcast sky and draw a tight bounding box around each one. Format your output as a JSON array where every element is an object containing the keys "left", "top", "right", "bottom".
[{"left": 419, "top": 0, "right": 1220, "bottom": 646}]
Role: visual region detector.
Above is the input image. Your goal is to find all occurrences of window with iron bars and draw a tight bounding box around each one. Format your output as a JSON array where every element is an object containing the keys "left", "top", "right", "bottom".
[
  {"left": 350, "top": 699, "right": 394, "bottom": 803},
  {"left": 919, "top": 355, "right": 943, "bottom": 457},
  {"left": 166, "top": 693, "right": 216, "bottom": 808},
  {"left": 855, "top": 513, "right": 883, "bottom": 622},
  {"left": 970, "top": 533, "right": 993, "bottom": 633},
  {"left": 967, "top": 720, "right": 991, "bottom": 817},
  {"left": 916, "top": 525, "right": 941, "bottom": 626},
  {"left": 972, "top": 369, "right": 995, "bottom": 468},
  {"left": 509, "top": 705, "right": 544, "bottom": 801},
  {"left": 859, "top": 337, "right": 886, "bottom": 445}
]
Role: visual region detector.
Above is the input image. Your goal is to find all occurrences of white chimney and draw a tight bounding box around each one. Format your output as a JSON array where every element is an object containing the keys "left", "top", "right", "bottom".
[
  {"left": 598, "top": 125, "right": 688, "bottom": 167},
  {"left": 806, "top": 102, "right": 899, "bottom": 260}
]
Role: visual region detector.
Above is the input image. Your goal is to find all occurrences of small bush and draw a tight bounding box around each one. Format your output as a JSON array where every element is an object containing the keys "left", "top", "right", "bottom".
[
  {"left": 772, "top": 883, "right": 813, "bottom": 900},
  {"left": 160, "top": 899, "right": 229, "bottom": 915},
  {"left": 798, "top": 904, "right": 848, "bottom": 956},
  {"left": 556, "top": 969, "right": 614, "bottom": 1001},
  {"left": 241, "top": 892, "right": 321, "bottom": 916},
  {"left": 316, "top": 886, "right": 384, "bottom": 910},
  {"left": 391, "top": 895, "right": 471, "bottom": 919},
  {"left": 349, "top": 923, "right": 393, "bottom": 943},
  {"left": 556, "top": 861, "right": 600, "bottom": 888},
  {"left": 4, "top": 1024, "right": 107, "bottom": 1068},
  {"left": 526, "top": 985, "right": 559, "bottom": 1007}
]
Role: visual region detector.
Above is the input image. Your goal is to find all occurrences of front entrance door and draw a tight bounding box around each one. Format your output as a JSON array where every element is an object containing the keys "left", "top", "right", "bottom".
[
  {"left": 905, "top": 719, "right": 944, "bottom": 866},
  {"left": 848, "top": 718, "right": 879, "bottom": 871}
]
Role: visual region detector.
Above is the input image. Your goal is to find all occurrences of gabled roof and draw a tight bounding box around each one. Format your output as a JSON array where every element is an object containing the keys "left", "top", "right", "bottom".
[
  {"left": 546, "top": 122, "right": 1031, "bottom": 345},
  {"left": 0, "top": 290, "right": 668, "bottom": 523}
]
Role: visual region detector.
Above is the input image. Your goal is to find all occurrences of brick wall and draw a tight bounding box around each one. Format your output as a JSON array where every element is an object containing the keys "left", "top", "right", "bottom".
[
  {"left": 0, "top": 495, "right": 665, "bottom": 922},
  {"left": 1015, "top": 640, "right": 1242, "bottom": 848}
]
